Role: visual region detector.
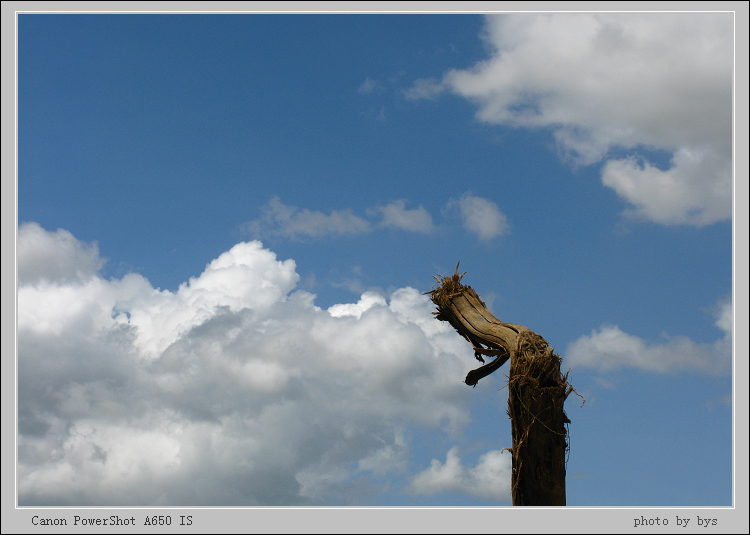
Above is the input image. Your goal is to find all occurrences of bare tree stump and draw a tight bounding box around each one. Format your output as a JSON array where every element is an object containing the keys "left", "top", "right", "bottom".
[{"left": 427, "top": 264, "right": 573, "bottom": 506}]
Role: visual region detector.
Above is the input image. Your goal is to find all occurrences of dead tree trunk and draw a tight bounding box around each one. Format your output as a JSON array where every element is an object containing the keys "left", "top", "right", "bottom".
[{"left": 427, "top": 264, "right": 572, "bottom": 506}]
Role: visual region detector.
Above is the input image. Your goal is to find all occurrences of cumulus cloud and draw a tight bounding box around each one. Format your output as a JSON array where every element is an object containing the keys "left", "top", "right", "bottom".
[
  {"left": 370, "top": 199, "right": 434, "bottom": 233},
  {"left": 565, "top": 298, "right": 732, "bottom": 374},
  {"left": 601, "top": 147, "right": 732, "bottom": 226},
  {"left": 444, "top": 192, "right": 510, "bottom": 241},
  {"left": 409, "top": 446, "right": 512, "bottom": 503},
  {"left": 328, "top": 291, "right": 387, "bottom": 319},
  {"left": 413, "top": 13, "right": 732, "bottom": 226},
  {"left": 17, "top": 222, "right": 106, "bottom": 284},
  {"left": 17, "top": 223, "right": 487, "bottom": 506}
]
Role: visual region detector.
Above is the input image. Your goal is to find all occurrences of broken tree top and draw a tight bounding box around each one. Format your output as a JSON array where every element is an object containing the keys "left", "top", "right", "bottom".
[
  {"left": 427, "top": 263, "right": 558, "bottom": 387},
  {"left": 428, "top": 263, "right": 577, "bottom": 506}
]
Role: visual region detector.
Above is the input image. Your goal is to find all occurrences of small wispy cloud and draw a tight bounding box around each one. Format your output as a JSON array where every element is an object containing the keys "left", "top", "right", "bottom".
[
  {"left": 403, "top": 77, "right": 445, "bottom": 101},
  {"left": 358, "top": 76, "right": 382, "bottom": 95},
  {"left": 704, "top": 393, "right": 732, "bottom": 412},
  {"left": 246, "top": 195, "right": 510, "bottom": 243},
  {"left": 243, "top": 196, "right": 372, "bottom": 240},
  {"left": 370, "top": 199, "right": 434, "bottom": 233},
  {"left": 444, "top": 192, "right": 510, "bottom": 241}
]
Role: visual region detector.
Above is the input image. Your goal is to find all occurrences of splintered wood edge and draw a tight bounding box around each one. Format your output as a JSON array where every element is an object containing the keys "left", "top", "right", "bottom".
[{"left": 426, "top": 263, "right": 487, "bottom": 315}]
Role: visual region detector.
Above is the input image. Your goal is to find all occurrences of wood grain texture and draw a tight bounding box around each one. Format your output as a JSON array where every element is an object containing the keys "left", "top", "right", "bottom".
[{"left": 428, "top": 265, "right": 571, "bottom": 505}]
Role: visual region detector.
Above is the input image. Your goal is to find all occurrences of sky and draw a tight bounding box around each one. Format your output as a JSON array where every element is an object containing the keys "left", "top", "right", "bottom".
[{"left": 13, "top": 10, "right": 740, "bottom": 509}]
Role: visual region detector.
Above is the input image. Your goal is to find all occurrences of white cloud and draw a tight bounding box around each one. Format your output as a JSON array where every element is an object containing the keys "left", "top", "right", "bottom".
[
  {"left": 356, "top": 432, "right": 408, "bottom": 475},
  {"left": 565, "top": 298, "right": 732, "bottom": 374},
  {"left": 416, "top": 13, "right": 732, "bottom": 226},
  {"left": 17, "top": 222, "right": 105, "bottom": 284},
  {"left": 328, "top": 291, "right": 387, "bottom": 319},
  {"left": 244, "top": 196, "right": 372, "bottom": 239},
  {"left": 371, "top": 199, "right": 434, "bottom": 233},
  {"left": 704, "top": 393, "right": 732, "bottom": 412},
  {"left": 403, "top": 77, "right": 444, "bottom": 100},
  {"left": 358, "top": 76, "right": 382, "bottom": 95},
  {"left": 409, "top": 446, "right": 512, "bottom": 503},
  {"left": 388, "top": 286, "right": 448, "bottom": 338},
  {"left": 17, "top": 223, "right": 481, "bottom": 506},
  {"left": 601, "top": 147, "right": 732, "bottom": 226},
  {"left": 444, "top": 192, "right": 510, "bottom": 241},
  {"left": 245, "top": 197, "right": 438, "bottom": 240}
]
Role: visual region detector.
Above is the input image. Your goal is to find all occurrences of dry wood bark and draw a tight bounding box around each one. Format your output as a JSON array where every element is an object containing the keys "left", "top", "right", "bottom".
[{"left": 427, "top": 264, "right": 573, "bottom": 506}]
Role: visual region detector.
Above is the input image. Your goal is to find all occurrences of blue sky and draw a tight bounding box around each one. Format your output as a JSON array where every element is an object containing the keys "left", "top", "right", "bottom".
[{"left": 15, "top": 11, "right": 739, "bottom": 509}]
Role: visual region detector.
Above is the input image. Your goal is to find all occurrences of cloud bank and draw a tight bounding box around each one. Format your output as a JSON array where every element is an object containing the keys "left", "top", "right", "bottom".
[
  {"left": 411, "top": 13, "right": 733, "bottom": 226},
  {"left": 17, "top": 222, "right": 488, "bottom": 506},
  {"left": 16, "top": 222, "right": 731, "bottom": 505}
]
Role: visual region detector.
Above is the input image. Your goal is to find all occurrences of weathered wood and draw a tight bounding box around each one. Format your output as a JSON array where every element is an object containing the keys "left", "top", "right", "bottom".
[
  {"left": 507, "top": 330, "right": 569, "bottom": 506},
  {"left": 427, "top": 265, "right": 571, "bottom": 506}
]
